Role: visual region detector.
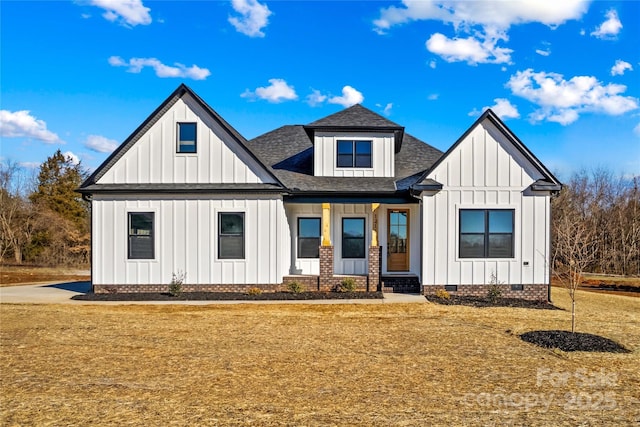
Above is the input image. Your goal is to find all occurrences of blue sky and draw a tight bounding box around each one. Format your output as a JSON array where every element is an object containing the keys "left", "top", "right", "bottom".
[{"left": 1, "top": 0, "right": 639, "bottom": 179}]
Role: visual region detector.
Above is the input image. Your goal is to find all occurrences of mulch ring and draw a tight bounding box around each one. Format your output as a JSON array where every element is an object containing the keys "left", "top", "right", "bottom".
[
  {"left": 428, "top": 295, "right": 560, "bottom": 310},
  {"left": 72, "top": 291, "right": 383, "bottom": 301},
  {"left": 520, "top": 330, "right": 631, "bottom": 353}
]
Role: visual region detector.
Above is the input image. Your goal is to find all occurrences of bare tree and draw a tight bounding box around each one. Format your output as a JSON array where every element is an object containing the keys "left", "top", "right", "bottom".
[{"left": 0, "top": 161, "right": 35, "bottom": 263}]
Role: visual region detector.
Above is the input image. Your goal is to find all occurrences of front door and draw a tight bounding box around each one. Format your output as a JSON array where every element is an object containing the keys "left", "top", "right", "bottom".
[{"left": 387, "top": 209, "right": 409, "bottom": 271}]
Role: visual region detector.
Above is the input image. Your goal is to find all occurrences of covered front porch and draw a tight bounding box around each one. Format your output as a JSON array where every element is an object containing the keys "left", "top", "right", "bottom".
[{"left": 283, "top": 199, "right": 421, "bottom": 292}]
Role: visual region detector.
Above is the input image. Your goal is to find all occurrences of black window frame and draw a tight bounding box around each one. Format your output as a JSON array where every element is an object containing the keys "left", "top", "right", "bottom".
[
  {"left": 177, "top": 122, "right": 197, "bottom": 153},
  {"left": 297, "top": 217, "right": 321, "bottom": 259},
  {"left": 336, "top": 140, "right": 372, "bottom": 168},
  {"left": 459, "top": 209, "right": 514, "bottom": 259},
  {"left": 218, "top": 212, "right": 245, "bottom": 260},
  {"left": 128, "top": 212, "right": 155, "bottom": 260},
  {"left": 341, "top": 217, "right": 366, "bottom": 259}
]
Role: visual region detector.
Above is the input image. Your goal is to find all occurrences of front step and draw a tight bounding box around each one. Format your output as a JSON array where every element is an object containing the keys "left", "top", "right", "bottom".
[{"left": 381, "top": 275, "right": 420, "bottom": 293}]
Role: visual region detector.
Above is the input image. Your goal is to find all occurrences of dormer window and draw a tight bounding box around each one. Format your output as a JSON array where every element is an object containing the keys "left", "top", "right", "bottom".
[
  {"left": 337, "top": 140, "right": 372, "bottom": 168},
  {"left": 177, "top": 122, "right": 197, "bottom": 153}
]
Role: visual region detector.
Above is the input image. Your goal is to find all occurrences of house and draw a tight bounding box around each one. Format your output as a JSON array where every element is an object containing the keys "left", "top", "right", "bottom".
[{"left": 78, "top": 84, "right": 561, "bottom": 300}]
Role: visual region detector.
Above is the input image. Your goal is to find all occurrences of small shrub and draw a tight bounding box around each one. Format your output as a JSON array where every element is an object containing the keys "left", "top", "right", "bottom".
[
  {"left": 169, "top": 271, "right": 186, "bottom": 297},
  {"left": 287, "top": 281, "right": 304, "bottom": 294},
  {"left": 247, "top": 287, "right": 263, "bottom": 295},
  {"left": 487, "top": 271, "right": 503, "bottom": 303},
  {"left": 434, "top": 288, "right": 450, "bottom": 300},
  {"left": 340, "top": 277, "right": 357, "bottom": 292}
]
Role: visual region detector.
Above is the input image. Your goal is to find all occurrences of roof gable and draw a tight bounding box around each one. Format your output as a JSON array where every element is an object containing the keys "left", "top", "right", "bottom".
[
  {"left": 80, "top": 84, "right": 283, "bottom": 189},
  {"left": 416, "top": 109, "right": 561, "bottom": 190}
]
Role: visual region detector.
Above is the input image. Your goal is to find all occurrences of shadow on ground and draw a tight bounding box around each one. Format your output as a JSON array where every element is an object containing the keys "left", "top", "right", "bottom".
[{"left": 43, "top": 281, "right": 91, "bottom": 293}]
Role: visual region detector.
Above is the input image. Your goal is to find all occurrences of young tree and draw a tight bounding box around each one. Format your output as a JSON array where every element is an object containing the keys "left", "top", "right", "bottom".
[{"left": 552, "top": 172, "right": 600, "bottom": 333}]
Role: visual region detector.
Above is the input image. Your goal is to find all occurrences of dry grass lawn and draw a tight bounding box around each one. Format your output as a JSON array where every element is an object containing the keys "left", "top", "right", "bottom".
[{"left": 1, "top": 288, "right": 639, "bottom": 425}]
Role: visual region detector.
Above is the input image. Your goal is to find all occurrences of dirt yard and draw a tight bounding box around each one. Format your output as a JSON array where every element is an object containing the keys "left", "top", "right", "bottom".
[
  {"left": 1, "top": 288, "right": 638, "bottom": 425},
  {"left": 0, "top": 265, "right": 90, "bottom": 286}
]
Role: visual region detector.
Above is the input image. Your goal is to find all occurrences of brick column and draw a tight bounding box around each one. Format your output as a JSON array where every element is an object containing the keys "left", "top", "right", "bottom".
[
  {"left": 368, "top": 246, "right": 381, "bottom": 292},
  {"left": 319, "top": 245, "right": 334, "bottom": 291}
]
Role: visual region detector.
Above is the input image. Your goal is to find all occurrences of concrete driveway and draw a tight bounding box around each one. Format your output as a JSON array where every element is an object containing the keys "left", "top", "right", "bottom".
[
  {"left": 0, "top": 281, "right": 92, "bottom": 304},
  {"left": 0, "top": 281, "right": 426, "bottom": 305}
]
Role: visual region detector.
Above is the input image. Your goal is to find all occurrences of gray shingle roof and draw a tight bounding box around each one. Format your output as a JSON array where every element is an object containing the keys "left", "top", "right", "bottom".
[{"left": 306, "top": 104, "right": 403, "bottom": 128}]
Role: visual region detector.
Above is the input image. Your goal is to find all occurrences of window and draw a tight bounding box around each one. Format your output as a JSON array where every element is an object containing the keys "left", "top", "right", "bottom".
[
  {"left": 177, "top": 122, "right": 197, "bottom": 153},
  {"left": 128, "top": 212, "right": 154, "bottom": 259},
  {"left": 337, "top": 140, "right": 372, "bottom": 168},
  {"left": 298, "top": 218, "right": 320, "bottom": 258},
  {"left": 459, "top": 209, "right": 514, "bottom": 258},
  {"left": 219, "top": 212, "right": 244, "bottom": 259},
  {"left": 342, "top": 218, "right": 365, "bottom": 258}
]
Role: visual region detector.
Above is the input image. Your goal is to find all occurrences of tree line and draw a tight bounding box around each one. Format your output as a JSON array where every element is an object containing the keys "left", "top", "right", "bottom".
[
  {"left": 552, "top": 169, "right": 640, "bottom": 277},
  {"left": 1, "top": 150, "right": 639, "bottom": 275}
]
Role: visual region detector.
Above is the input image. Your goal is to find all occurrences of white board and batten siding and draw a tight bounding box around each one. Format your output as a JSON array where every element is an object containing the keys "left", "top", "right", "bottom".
[
  {"left": 97, "top": 92, "right": 275, "bottom": 185},
  {"left": 92, "top": 195, "right": 290, "bottom": 286},
  {"left": 422, "top": 119, "right": 551, "bottom": 287},
  {"left": 313, "top": 132, "right": 394, "bottom": 177}
]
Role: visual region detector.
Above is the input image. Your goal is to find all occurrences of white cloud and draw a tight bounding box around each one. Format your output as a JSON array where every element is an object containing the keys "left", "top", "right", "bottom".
[
  {"left": 84, "top": 135, "right": 119, "bottom": 153},
  {"left": 429, "top": 60, "right": 437, "bottom": 69},
  {"left": 0, "top": 110, "right": 62, "bottom": 143},
  {"left": 89, "top": 0, "right": 151, "bottom": 26},
  {"left": 374, "top": 0, "right": 589, "bottom": 33},
  {"left": 428, "top": 93, "right": 439, "bottom": 101},
  {"left": 634, "top": 123, "right": 640, "bottom": 137},
  {"left": 487, "top": 98, "right": 520, "bottom": 119},
  {"left": 426, "top": 32, "right": 513, "bottom": 64},
  {"left": 535, "top": 48, "right": 550, "bottom": 56},
  {"left": 306, "top": 89, "right": 327, "bottom": 107},
  {"left": 241, "top": 79, "right": 297, "bottom": 103},
  {"left": 63, "top": 151, "right": 80, "bottom": 165},
  {"left": 18, "top": 161, "right": 41, "bottom": 169},
  {"left": 108, "top": 56, "right": 210, "bottom": 80},
  {"left": 382, "top": 103, "right": 393, "bottom": 116},
  {"left": 591, "top": 9, "right": 622, "bottom": 39},
  {"left": 228, "top": 0, "right": 271, "bottom": 37},
  {"left": 506, "top": 69, "right": 639, "bottom": 125},
  {"left": 375, "top": 1, "right": 587, "bottom": 64},
  {"left": 611, "top": 60, "right": 632, "bottom": 76},
  {"left": 328, "top": 86, "right": 364, "bottom": 108},
  {"left": 468, "top": 98, "right": 519, "bottom": 119}
]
